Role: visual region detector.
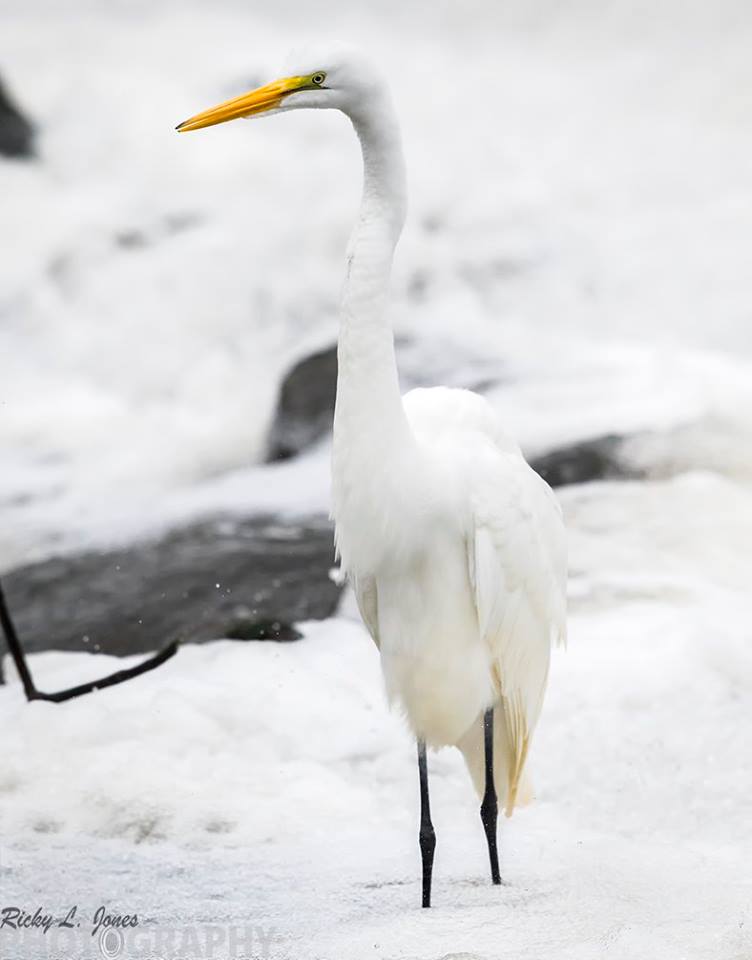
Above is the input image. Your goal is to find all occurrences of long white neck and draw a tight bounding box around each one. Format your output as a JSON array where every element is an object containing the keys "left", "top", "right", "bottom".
[
  {"left": 331, "top": 91, "right": 417, "bottom": 570},
  {"left": 333, "top": 93, "right": 411, "bottom": 459}
]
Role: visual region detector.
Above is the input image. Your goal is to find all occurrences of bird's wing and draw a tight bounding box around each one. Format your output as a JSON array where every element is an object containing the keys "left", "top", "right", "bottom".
[
  {"left": 352, "top": 574, "right": 380, "bottom": 649},
  {"left": 468, "top": 448, "right": 567, "bottom": 815}
]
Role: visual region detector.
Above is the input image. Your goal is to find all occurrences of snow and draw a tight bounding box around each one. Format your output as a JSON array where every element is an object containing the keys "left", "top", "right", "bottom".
[
  {"left": 3, "top": 549, "right": 751, "bottom": 957},
  {"left": 2, "top": 0, "right": 752, "bottom": 957}
]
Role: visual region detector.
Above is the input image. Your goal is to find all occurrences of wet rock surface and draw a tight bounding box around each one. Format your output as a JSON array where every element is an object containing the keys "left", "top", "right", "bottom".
[
  {"left": 1, "top": 515, "right": 340, "bottom": 670},
  {"left": 0, "top": 75, "right": 35, "bottom": 159},
  {"left": 529, "top": 434, "right": 641, "bottom": 488},
  {"left": 266, "top": 347, "right": 338, "bottom": 462}
]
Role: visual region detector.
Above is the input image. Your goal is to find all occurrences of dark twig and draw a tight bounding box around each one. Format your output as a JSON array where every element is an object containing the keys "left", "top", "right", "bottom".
[
  {"left": 0, "top": 577, "right": 178, "bottom": 703},
  {"left": 0, "top": 578, "right": 37, "bottom": 698}
]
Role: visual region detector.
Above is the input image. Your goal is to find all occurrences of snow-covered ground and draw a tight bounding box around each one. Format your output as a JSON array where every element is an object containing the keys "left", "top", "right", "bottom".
[
  {"left": 2, "top": 1, "right": 752, "bottom": 958},
  {"left": 3, "top": 541, "right": 752, "bottom": 959}
]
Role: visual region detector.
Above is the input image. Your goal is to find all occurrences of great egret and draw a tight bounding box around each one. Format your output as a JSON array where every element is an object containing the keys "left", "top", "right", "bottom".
[{"left": 177, "top": 50, "right": 567, "bottom": 908}]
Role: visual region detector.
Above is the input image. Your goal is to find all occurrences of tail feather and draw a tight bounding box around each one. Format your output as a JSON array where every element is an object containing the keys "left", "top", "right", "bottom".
[{"left": 457, "top": 703, "right": 534, "bottom": 816}]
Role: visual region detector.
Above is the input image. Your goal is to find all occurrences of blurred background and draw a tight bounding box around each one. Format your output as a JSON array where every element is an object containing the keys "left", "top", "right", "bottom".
[
  {"left": 3, "top": 0, "right": 752, "bottom": 566},
  {"left": 1, "top": 1, "right": 751, "bottom": 957}
]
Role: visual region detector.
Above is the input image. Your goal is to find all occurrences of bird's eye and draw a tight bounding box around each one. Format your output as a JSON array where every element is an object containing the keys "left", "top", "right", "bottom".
[{"left": 311, "top": 73, "right": 326, "bottom": 85}]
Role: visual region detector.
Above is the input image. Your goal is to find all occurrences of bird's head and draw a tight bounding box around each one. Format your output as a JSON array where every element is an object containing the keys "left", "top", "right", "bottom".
[{"left": 176, "top": 50, "right": 382, "bottom": 133}]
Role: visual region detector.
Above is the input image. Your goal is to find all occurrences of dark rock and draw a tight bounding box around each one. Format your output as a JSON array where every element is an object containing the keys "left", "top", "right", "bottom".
[
  {"left": 224, "top": 618, "right": 302, "bottom": 642},
  {"left": 0, "top": 75, "right": 35, "bottom": 159},
  {"left": 530, "top": 434, "right": 641, "bottom": 487},
  {"left": 1, "top": 515, "right": 340, "bottom": 670},
  {"left": 266, "top": 347, "right": 338, "bottom": 462}
]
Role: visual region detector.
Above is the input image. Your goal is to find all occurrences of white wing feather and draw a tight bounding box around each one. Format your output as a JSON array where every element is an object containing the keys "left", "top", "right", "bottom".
[
  {"left": 351, "top": 386, "right": 566, "bottom": 814},
  {"left": 353, "top": 574, "right": 379, "bottom": 648},
  {"left": 469, "top": 450, "right": 567, "bottom": 813},
  {"left": 404, "top": 387, "right": 566, "bottom": 812}
]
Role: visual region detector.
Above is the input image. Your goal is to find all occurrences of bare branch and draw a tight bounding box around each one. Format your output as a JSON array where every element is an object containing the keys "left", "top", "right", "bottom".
[{"left": 0, "top": 578, "right": 178, "bottom": 703}]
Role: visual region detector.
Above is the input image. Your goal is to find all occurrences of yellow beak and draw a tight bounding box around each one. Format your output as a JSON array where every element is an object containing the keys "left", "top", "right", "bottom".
[{"left": 176, "top": 75, "right": 309, "bottom": 132}]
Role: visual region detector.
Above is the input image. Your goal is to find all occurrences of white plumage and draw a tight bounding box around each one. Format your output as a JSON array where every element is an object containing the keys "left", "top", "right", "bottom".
[
  {"left": 178, "top": 47, "right": 567, "bottom": 900},
  {"left": 341, "top": 385, "right": 567, "bottom": 814}
]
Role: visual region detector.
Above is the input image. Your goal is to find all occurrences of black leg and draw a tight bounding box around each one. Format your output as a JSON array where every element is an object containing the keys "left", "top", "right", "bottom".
[
  {"left": 417, "top": 738, "right": 436, "bottom": 908},
  {"left": 480, "top": 708, "right": 501, "bottom": 884}
]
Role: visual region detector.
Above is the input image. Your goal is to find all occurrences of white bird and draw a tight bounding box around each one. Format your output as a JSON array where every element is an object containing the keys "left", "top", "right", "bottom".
[{"left": 177, "top": 50, "right": 567, "bottom": 908}]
